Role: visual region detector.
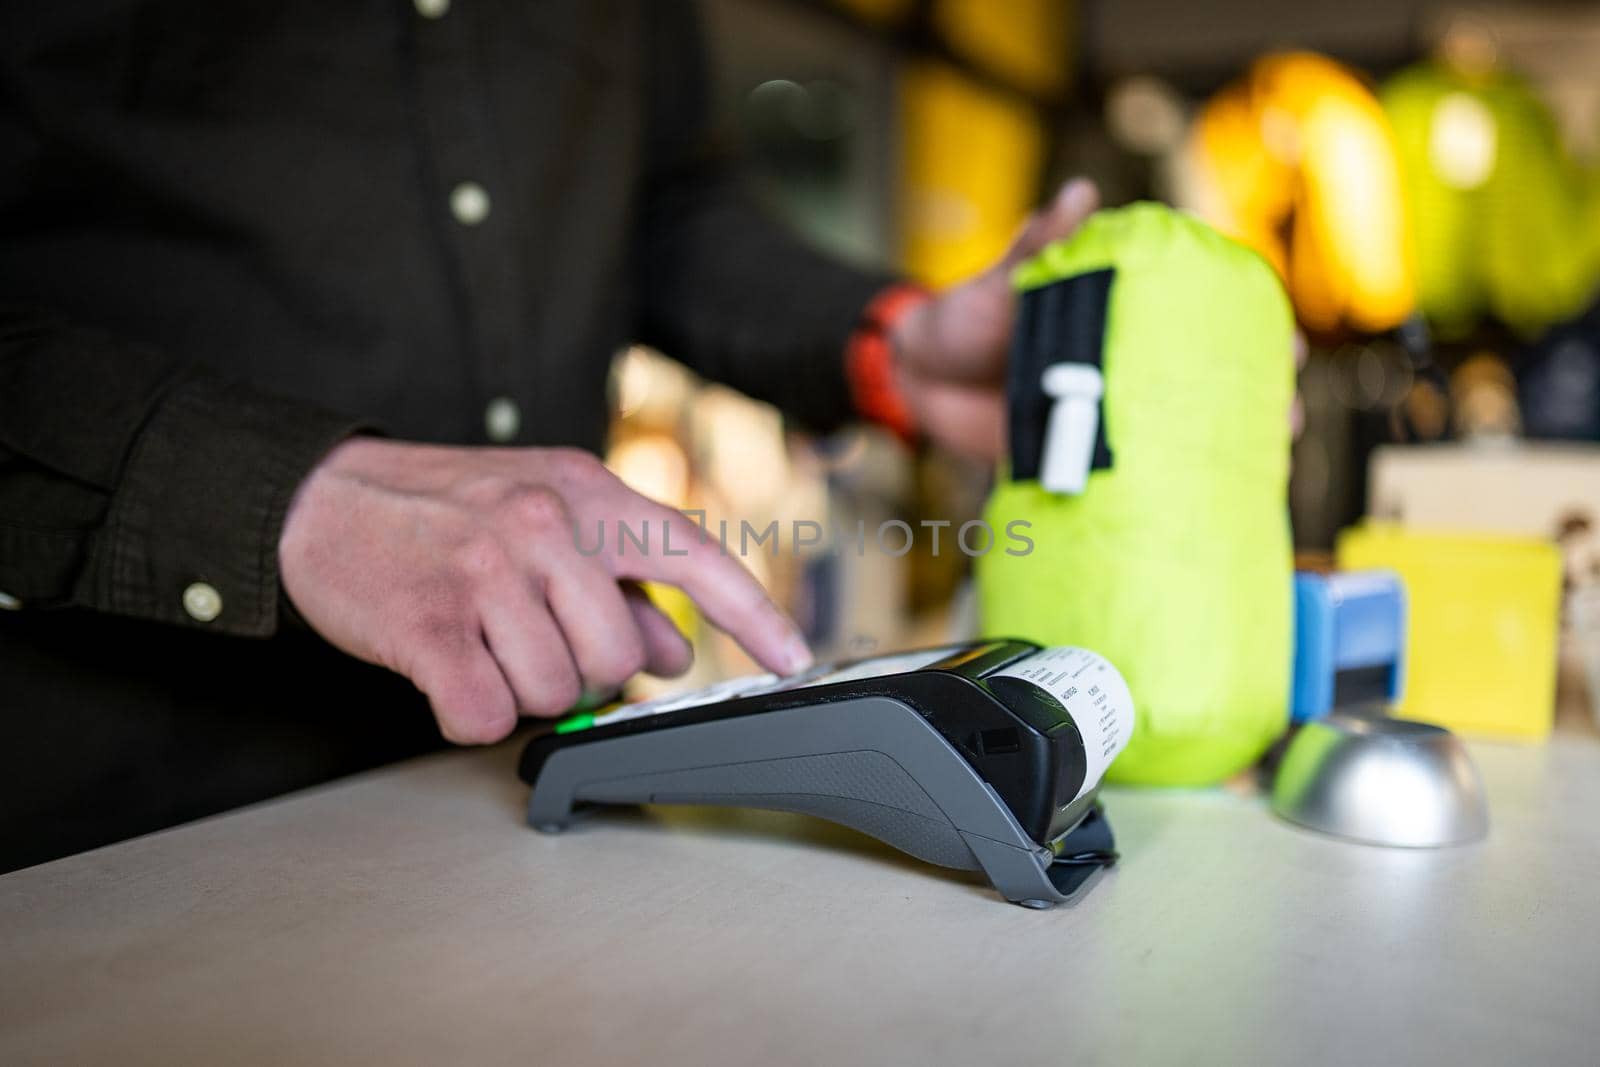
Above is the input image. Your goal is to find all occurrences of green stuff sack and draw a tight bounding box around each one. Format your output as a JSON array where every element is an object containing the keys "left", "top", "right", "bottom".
[
  {"left": 1381, "top": 64, "right": 1486, "bottom": 339},
  {"left": 978, "top": 203, "right": 1295, "bottom": 786},
  {"left": 1382, "top": 63, "right": 1600, "bottom": 339}
]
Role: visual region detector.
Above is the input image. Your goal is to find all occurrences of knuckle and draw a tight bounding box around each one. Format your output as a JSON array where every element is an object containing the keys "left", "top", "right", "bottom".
[
  {"left": 422, "top": 667, "right": 515, "bottom": 745},
  {"left": 524, "top": 673, "right": 581, "bottom": 718},
  {"left": 461, "top": 472, "right": 518, "bottom": 505},
  {"left": 548, "top": 447, "right": 605, "bottom": 481},
  {"left": 409, "top": 604, "right": 469, "bottom": 648},
  {"left": 502, "top": 484, "right": 568, "bottom": 531},
  {"left": 472, "top": 714, "right": 517, "bottom": 744},
  {"left": 449, "top": 534, "right": 510, "bottom": 581},
  {"left": 436, "top": 714, "right": 475, "bottom": 745},
  {"left": 589, "top": 640, "right": 647, "bottom": 691},
  {"left": 614, "top": 643, "right": 649, "bottom": 683},
  {"left": 439, "top": 711, "right": 513, "bottom": 746},
  {"left": 684, "top": 535, "right": 726, "bottom": 567},
  {"left": 624, "top": 633, "right": 651, "bottom": 673}
]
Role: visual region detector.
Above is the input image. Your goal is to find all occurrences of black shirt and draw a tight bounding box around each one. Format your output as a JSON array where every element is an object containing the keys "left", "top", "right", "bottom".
[{"left": 0, "top": 0, "right": 890, "bottom": 869}]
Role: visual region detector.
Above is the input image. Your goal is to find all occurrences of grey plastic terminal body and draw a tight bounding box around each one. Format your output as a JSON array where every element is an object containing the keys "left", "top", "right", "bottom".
[{"left": 526, "top": 694, "right": 1108, "bottom": 907}]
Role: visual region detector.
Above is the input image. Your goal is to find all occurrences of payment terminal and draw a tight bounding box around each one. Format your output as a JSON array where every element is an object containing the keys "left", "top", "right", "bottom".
[{"left": 519, "top": 640, "right": 1135, "bottom": 908}]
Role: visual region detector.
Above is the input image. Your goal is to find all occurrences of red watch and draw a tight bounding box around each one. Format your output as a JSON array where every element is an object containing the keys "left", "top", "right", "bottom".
[{"left": 845, "top": 284, "right": 930, "bottom": 444}]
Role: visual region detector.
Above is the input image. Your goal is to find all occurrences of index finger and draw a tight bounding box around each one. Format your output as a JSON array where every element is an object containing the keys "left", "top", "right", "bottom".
[{"left": 606, "top": 505, "right": 811, "bottom": 676}]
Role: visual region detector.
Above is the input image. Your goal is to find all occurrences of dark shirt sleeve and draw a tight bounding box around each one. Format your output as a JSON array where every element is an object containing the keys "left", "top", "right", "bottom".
[
  {"left": 0, "top": 304, "right": 366, "bottom": 635},
  {"left": 632, "top": 0, "right": 897, "bottom": 434}
]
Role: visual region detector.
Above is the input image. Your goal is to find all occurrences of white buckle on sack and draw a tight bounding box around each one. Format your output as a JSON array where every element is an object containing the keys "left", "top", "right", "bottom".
[{"left": 1038, "top": 362, "right": 1105, "bottom": 495}]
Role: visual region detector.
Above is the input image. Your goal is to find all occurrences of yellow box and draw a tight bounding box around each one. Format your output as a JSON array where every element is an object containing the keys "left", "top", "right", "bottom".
[{"left": 1336, "top": 523, "right": 1562, "bottom": 740}]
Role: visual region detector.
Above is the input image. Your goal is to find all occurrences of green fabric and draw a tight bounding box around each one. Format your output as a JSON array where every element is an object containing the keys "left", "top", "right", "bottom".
[
  {"left": 1382, "top": 64, "right": 1599, "bottom": 338},
  {"left": 979, "top": 203, "right": 1295, "bottom": 785},
  {"left": 1381, "top": 65, "right": 1486, "bottom": 338}
]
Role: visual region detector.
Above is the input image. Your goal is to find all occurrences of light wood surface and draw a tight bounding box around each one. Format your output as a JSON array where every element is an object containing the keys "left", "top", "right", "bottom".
[{"left": 3, "top": 721, "right": 1598, "bottom": 1066}]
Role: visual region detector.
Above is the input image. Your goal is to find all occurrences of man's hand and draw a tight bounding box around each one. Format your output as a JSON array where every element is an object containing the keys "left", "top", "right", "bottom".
[
  {"left": 278, "top": 439, "right": 811, "bottom": 744},
  {"left": 889, "top": 178, "right": 1100, "bottom": 460}
]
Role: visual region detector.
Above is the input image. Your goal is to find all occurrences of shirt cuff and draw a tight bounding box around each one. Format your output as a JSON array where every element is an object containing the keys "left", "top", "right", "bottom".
[
  {"left": 82, "top": 377, "right": 372, "bottom": 637},
  {"left": 845, "top": 284, "right": 930, "bottom": 444}
]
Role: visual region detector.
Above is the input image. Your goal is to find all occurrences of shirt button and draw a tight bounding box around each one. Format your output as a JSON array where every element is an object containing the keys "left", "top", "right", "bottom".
[
  {"left": 450, "top": 181, "right": 490, "bottom": 226},
  {"left": 485, "top": 396, "right": 521, "bottom": 443},
  {"left": 182, "top": 582, "right": 223, "bottom": 623},
  {"left": 414, "top": 0, "right": 450, "bottom": 19}
]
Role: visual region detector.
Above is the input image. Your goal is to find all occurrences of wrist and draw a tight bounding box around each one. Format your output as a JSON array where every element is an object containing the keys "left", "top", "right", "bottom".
[
  {"left": 846, "top": 284, "right": 930, "bottom": 443},
  {"left": 282, "top": 435, "right": 367, "bottom": 532},
  {"left": 278, "top": 433, "right": 385, "bottom": 599}
]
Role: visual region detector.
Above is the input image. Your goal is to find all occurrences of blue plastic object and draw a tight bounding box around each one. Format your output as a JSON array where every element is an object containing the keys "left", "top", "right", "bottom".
[{"left": 1291, "top": 571, "right": 1407, "bottom": 722}]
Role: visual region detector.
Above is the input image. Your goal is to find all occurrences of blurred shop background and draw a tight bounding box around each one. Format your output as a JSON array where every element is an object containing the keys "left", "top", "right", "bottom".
[{"left": 608, "top": 0, "right": 1600, "bottom": 728}]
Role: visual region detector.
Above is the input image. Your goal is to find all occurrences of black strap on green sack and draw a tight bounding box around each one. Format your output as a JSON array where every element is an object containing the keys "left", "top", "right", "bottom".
[{"left": 1006, "top": 268, "right": 1115, "bottom": 482}]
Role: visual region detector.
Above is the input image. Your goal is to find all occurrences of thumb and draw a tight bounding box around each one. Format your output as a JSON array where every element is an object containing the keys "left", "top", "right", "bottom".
[{"left": 1000, "top": 178, "right": 1099, "bottom": 271}]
